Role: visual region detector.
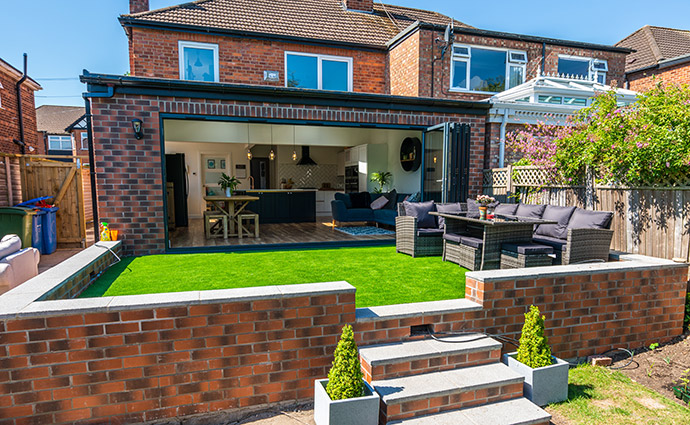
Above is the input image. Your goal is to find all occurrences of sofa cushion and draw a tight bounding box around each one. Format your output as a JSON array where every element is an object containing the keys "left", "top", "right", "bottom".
[
  {"left": 532, "top": 236, "right": 567, "bottom": 252},
  {"left": 443, "top": 232, "right": 463, "bottom": 244},
  {"left": 417, "top": 228, "right": 444, "bottom": 237},
  {"left": 466, "top": 199, "right": 480, "bottom": 219},
  {"left": 350, "top": 192, "right": 371, "bottom": 209},
  {"left": 370, "top": 196, "right": 388, "bottom": 210},
  {"left": 406, "top": 192, "right": 421, "bottom": 203},
  {"left": 345, "top": 208, "right": 375, "bottom": 222},
  {"left": 534, "top": 206, "right": 577, "bottom": 239},
  {"left": 0, "top": 235, "right": 22, "bottom": 260},
  {"left": 459, "top": 236, "right": 483, "bottom": 249},
  {"left": 502, "top": 242, "right": 554, "bottom": 255},
  {"left": 568, "top": 209, "right": 613, "bottom": 230},
  {"left": 334, "top": 192, "right": 352, "bottom": 209},
  {"left": 373, "top": 209, "right": 397, "bottom": 226},
  {"left": 494, "top": 203, "right": 518, "bottom": 216},
  {"left": 515, "top": 204, "right": 546, "bottom": 219},
  {"left": 404, "top": 201, "right": 437, "bottom": 228},
  {"left": 1, "top": 247, "right": 40, "bottom": 289},
  {"left": 383, "top": 189, "right": 398, "bottom": 210},
  {"left": 436, "top": 203, "right": 465, "bottom": 230}
]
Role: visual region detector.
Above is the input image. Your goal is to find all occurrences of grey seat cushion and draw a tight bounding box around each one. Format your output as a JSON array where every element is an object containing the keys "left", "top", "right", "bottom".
[
  {"left": 459, "top": 236, "right": 483, "bottom": 249},
  {"left": 494, "top": 203, "right": 518, "bottom": 216},
  {"left": 532, "top": 236, "right": 567, "bottom": 252},
  {"left": 535, "top": 206, "right": 577, "bottom": 239},
  {"left": 417, "top": 228, "right": 444, "bottom": 237},
  {"left": 502, "top": 242, "right": 554, "bottom": 255},
  {"left": 436, "top": 202, "right": 465, "bottom": 230},
  {"left": 443, "top": 232, "right": 463, "bottom": 244},
  {"left": 515, "top": 204, "right": 546, "bottom": 219},
  {"left": 404, "top": 201, "right": 437, "bottom": 228},
  {"left": 466, "top": 199, "right": 480, "bottom": 219},
  {"left": 568, "top": 209, "right": 613, "bottom": 230}
]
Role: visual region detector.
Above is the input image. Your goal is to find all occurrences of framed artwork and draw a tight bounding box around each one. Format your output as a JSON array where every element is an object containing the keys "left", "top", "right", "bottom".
[
  {"left": 235, "top": 164, "right": 247, "bottom": 179},
  {"left": 220, "top": 159, "right": 226, "bottom": 169},
  {"left": 207, "top": 159, "right": 215, "bottom": 169}
]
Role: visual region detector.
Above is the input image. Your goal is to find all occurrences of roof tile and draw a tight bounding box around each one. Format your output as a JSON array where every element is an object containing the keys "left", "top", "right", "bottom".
[
  {"left": 616, "top": 25, "right": 690, "bottom": 73},
  {"left": 36, "top": 105, "right": 85, "bottom": 135}
]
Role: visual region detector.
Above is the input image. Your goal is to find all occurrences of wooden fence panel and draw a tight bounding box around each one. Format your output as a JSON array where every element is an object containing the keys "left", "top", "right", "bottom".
[
  {"left": 82, "top": 167, "right": 93, "bottom": 223},
  {"left": 0, "top": 157, "right": 21, "bottom": 207}
]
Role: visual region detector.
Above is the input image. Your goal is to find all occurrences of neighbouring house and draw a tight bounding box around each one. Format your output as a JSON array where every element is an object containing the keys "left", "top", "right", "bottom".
[
  {"left": 616, "top": 25, "right": 690, "bottom": 91},
  {"left": 35, "top": 105, "right": 87, "bottom": 158},
  {"left": 82, "top": 0, "right": 632, "bottom": 256},
  {"left": 0, "top": 56, "right": 42, "bottom": 155}
]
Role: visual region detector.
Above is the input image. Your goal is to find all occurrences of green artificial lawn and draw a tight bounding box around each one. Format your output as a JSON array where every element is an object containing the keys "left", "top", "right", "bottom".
[{"left": 80, "top": 246, "right": 466, "bottom": 307}]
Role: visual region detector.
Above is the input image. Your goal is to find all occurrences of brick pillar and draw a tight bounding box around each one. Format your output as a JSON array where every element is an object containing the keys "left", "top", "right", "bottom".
[
  {"left": 343, "top": 0, "right": 373, "bottom": 12},
  {"left": 129, "top": 0, "right": 149, "bottom": 14}
]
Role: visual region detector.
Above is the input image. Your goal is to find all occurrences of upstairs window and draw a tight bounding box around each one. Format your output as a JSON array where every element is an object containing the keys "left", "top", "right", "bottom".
[
  {"left": 48, "top": 135, "right": 72, "bottom": 151},
  {"left": 178, "top": 41, "right": 219, "bottom": 82},
  {"left": 80, "top": 132, "right": 89, "bottom": 150},
  {"left": 451, "top": 45, "right": 527, "bottom": 93},
  {"left": 557, "top": 56, "right": 608, "bottom": 84},
  {"left": 285, "top": 52, "right": 352, "bottom": 91}
]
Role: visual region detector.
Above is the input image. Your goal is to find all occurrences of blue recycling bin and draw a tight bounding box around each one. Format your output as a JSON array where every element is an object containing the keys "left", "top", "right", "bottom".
[
  {"left": 16, "top": 196, "right": 58, "bottom": 255},
  {"left": 32, "top": 209, "right": 46, "bottom": 254}
]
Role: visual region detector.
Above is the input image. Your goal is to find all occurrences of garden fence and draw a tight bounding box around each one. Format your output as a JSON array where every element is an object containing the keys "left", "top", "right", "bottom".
[{"left": 483, "top": 165, "right": 690, "bottom": 261}]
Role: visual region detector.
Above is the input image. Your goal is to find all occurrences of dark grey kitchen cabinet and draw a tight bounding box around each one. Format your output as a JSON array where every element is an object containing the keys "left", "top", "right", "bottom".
[{"left": 247, "top": 191, "right": 315, "bottom": 223}]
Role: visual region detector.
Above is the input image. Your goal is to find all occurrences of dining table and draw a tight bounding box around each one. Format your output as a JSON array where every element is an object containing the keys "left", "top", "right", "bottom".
[
  {"left": 203, "top": 195, "right": 260, "bottom": 236},
  {"left": 430, "top": 212, "right": 556, "bottom": 270}
]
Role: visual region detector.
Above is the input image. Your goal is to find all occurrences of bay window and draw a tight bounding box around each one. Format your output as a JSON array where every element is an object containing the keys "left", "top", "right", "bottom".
[
  {"left": 285, "top": 52, "right": 352, "bottom": 91},
  {"left": 557, "top": 56, "right": 608, "bottom": 84},
  {"left": 451, "top": 45, "right": 527, "bottom": 93}
]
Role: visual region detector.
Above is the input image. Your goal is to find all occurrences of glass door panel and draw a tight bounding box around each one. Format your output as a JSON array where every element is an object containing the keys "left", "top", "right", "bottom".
[
  {"left": 422, "top": 124, "right": 446, "bottom": 202},
  {"left": 422, "top": 123, "right": 470, "bottom": 203}
]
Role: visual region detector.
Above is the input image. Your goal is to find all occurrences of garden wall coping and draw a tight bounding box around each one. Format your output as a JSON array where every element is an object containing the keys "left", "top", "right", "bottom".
[{"left": 356, "top": 299, "right": 482, "bottom": 322}]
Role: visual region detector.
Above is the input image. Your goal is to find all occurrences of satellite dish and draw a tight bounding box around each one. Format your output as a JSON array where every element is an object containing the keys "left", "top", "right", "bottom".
[{"left": 443, "top": 22, "right": 454, "bottom": 44}]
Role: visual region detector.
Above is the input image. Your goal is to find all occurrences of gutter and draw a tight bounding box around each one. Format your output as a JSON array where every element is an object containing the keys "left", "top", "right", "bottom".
[
  {"left": 14, "top": 54, "right": 28, "bottom": 155},
  {"left": 626, "top": 53, "right": 690, "bottom": 76}
]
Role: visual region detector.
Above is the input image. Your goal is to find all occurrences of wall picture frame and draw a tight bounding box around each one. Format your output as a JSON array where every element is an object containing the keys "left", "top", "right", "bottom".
[{"left": 207, "top": 159, "right": 216, "bottom": 169}]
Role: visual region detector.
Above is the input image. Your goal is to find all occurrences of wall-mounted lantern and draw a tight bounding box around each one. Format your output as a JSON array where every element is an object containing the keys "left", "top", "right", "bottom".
[{"left": 131, "top": 118, "right": 144, "bottom": 140}]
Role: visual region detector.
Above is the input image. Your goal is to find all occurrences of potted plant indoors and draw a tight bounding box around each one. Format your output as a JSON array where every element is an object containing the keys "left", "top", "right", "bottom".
[
  {"left": 218, "top": 173, "right": 240, "bottom": 197},
  {"left": 314, "top": 325, "right": 380, "bottom": 425},
  {"left": 370, "top": 171, "right": 392, "bottom": 194},
  {"left": 476, "top": 194, "right": 496, "bottom": 220},
  {"left": 672, "top": 369, "right": 690, "bottom": 405},
  {"left": 503, "top": 305, "right": 569, "bottom": 406}
]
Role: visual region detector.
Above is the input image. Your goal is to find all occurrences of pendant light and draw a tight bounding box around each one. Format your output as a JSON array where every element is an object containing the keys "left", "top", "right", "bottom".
[
  {"left": 292, "top": 126, "right": 297, "bottom": 161},
  {"left": 269, "top": 126, "right": 275, "bottom": 161},
  {"left": 246, "top": 123, "right": 252, "bottom": 160}
]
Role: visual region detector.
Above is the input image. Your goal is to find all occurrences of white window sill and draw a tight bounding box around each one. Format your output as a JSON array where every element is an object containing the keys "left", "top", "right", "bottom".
[{"left": 448, "top": 88, "right": 501, "bottom": 95}]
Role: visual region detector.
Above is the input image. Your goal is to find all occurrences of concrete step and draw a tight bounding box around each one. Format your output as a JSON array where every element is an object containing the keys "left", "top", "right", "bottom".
[
  {"left": 387, "top": 397, "right": 551, "bottom": 425},
  {"left": 359, "top": 334, "right": 502, "bottom": 382},
  {"left": 373, "top": 363, "right": 524, "bottom": 424}
]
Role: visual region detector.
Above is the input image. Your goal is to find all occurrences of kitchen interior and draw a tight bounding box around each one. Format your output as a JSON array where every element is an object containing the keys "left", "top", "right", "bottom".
[{"left": 162, "top": 119, "right": 423, "bottom": 248}]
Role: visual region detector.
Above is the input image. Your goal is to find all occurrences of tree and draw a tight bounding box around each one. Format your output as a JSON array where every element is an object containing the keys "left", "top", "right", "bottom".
[{"left": 326, "top": 325, "right": 364, "bottom": 400}]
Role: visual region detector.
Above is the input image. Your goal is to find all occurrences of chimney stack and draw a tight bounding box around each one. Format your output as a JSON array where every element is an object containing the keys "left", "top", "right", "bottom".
[
  {"left": 343, "top": 0, "right": 373, "bottom": 13},
  {"left": 130, "top": 0, "right": 149, "bottom": 14}
]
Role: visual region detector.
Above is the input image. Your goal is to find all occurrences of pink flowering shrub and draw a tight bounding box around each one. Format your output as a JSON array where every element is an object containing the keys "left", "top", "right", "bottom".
[{"left": 507, "top": 82, "right": 690, "bottom": 185}]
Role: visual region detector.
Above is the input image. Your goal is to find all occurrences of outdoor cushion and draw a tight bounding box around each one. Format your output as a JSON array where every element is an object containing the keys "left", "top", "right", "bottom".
[
  {"left": 568, "top": 209, "right": 613, "bottom": 230},
  {"left": 515, "top": 204, "right": 546, "bottom": 219},
  {"left": 334, "top": 192, "right": 352, "bottom": 209},
  {"left": 384, "top": 189, "right": 398, "bottom": 210},
  {"left": 436, "top": 202, "right": 464, "bottom": 230},
  {"left": 370, "top": 196, "right": 388, "bottom": 210},
  {"left": 417, "top": 228, "right": 444, "bottom": 237},
  {"left": 0, "top": 235, "right": 22, "bottom": 260},
  {"left": 532, "top": 236, "right": 567, "bottom": 252},
  {"left": 404, "top": 201, "right": 437, "bottom": 228},
  {"left": 466, "top": 199, "right": 480, "bottom": 219},
  {"left": 343, "top": 208, "right": 375, "bottom": 222},
  {"left": 534, "top": 206, "right": 577, "bottom": 240},
  {"left": 350, "top": 192, "right": 371, "bottom": 209},
  {"left": 459, "top": 236, "right": 483, "bottom": 249},
  {"left": 443, "top": 232, "right": 464, "bottom": 244},
  {"left": 494, "top": 203, "right": 518, "bottom": 216},
  {"left": 502, "top": 242, "right": 554, "bottom": 255}
]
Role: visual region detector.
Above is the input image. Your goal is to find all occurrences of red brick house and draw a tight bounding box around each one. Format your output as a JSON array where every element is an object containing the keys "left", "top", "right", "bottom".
[
  {"left": 83, "top": 0, "right": 631, "bottom": 255},
  {"left": 35, "top": 105, "right": 87, "bottom": 157},
  {"left": 616, "top": 25, "right": 690, "bottom": 91},
  {"left": 0, "top": 56, "right": 42, "bottom": 154}
]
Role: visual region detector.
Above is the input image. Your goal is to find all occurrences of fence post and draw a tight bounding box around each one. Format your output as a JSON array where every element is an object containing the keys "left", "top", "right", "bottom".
[
  {"left": 506, "top": 164, "right": 513, "bottom": 203},
  {"left": 585, "top": 166, "right": 594, "bottom": 210}
]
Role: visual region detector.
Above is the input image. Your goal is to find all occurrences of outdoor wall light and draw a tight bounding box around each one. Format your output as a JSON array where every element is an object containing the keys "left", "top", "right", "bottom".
[{"left": 131, "top": 118, "right": 144, "bottom": 140}]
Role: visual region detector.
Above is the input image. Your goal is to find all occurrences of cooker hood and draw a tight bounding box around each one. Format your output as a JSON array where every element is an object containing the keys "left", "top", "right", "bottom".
[{"left": 296, "top": 146, "right": 317, "bottom": 166}]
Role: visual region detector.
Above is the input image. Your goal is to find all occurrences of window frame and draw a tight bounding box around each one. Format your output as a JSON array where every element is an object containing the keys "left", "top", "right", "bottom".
[
  {"left": 284, "top": 51, "right": 353, "bottom": 92},
  {"left": 48, "top": 135, "right": 73, "bottom": 151},
  {"left": 557, "top": 55, "right": 608, "bottom": 84},
  {"left": 178, "top": 40, "right": 220, "bottom": 83},
  {"left": 450, "top": 44, "right": 527, "bottom": 93},
  {"left": 80, "top": 132, "right": 89, "bottom": 150}
]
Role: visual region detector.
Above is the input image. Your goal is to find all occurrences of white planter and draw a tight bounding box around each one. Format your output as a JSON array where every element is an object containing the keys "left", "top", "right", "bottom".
[
  {"left": 503, "top": 352, "right": 569, "bottom": 406},
  {"left": 314, "top": 378, "right": 380, "bottom": 425},
  {"left": 225, "top": 188, "right": 232, "bottom": 197}
]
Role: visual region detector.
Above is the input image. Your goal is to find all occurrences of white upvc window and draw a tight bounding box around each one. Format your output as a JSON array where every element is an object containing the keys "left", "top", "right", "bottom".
[
  {"left": 178, "top": 41, "right": 219, "bottom": 82},
  {"left": 557, "top": 55, "right": 608, "bottom": 84},
  {"left": 284, "top": 52, "right": 353, "bottom": 91},
  {"left": 48, "top": 135, "right": 72, "bottom": 151},
  {"left": 80, "top": 132, "right": 89, "bottom": 150},
  {"left": 450, "top": 45, "right": 527, "bottom": 93}
]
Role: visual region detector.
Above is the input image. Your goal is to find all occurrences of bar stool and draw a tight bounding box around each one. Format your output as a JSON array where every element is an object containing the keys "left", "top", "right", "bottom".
[
  {"left": 204, "top": 211, "right": 228, "bottom": 239},
  {"left": 238, "top": 211, "right": 259, "bottom": 239}
]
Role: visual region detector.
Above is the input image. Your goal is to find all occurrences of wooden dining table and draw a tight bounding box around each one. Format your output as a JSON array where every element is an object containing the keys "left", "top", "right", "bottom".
[
  {"left": 430, "top": 212, "right": 556, "bottom": 270},
  {"left": 203, "top": 195, "right": 259, "bottom": 236}
]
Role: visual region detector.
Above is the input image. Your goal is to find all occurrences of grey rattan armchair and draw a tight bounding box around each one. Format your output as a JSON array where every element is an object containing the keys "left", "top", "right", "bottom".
[
  {"left": 395, "top": 203, "right": 466, "bottom": 257},
  {"left": 559, "top": 228, "right": 614, "bottom": 265}
]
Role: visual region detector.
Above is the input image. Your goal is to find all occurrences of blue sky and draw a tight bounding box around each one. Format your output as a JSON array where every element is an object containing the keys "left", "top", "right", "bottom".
[{"left": 1, "top": 0, "right": 688, "bottom": 107}]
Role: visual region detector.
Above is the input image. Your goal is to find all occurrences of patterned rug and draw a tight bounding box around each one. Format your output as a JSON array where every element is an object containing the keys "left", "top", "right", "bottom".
[{"left": 334, "top": 226, "right": 395, "bottom": 236}]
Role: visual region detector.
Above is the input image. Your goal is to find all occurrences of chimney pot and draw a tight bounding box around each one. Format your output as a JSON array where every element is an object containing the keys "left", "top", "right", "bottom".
[
  {"left": 343, "top": 0, "right": 373, "bottom": 13},
  {"left": 130, "top": 0, "right": 149, "bottom": 14}
]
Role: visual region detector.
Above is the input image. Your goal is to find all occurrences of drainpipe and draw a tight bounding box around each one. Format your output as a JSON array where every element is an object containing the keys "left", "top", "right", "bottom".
[
  {"left": 541, "top": 42, "right": 546, "bottom": 76},
  {"left": 498, "top": 109, "right": 509, "bottom": 168},
  {"left": 15, "top": 54, "right": 28, "bottom": 154},
  {"left": 82, "top": 78, "right": 115, "bottom": 241}
]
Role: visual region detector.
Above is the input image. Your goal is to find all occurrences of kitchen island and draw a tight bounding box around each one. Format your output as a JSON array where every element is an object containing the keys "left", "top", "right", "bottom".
[{"left": 246, "top": 189, "right": 316, "bottom": 223}]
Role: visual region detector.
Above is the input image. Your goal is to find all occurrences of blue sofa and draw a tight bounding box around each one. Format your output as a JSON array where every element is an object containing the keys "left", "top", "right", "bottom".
[{"left": 331, "top": 192, "right": 409, "bottom": 226}]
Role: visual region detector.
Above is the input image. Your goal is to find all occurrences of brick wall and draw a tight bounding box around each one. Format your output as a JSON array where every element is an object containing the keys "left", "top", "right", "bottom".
[
  {"left": 627, "top": 62, "right": 690, "bottom": 92},
  {"left": 388, "top": 31, "right": 420, "bottom": 97},
  {"left": 89, "top": 92, "right": 486, "bottom": 256},
  {"left": 128, "top": 28, "right": 388, "bottom": 94},
  {"left": 0, "top": 70, "right": 41, "bottom": 155}
]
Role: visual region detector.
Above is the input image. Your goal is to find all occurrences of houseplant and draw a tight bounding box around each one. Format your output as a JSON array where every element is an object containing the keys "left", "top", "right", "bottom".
[
  {"left": 476, "top": 194, "right": 496, "bottom": 220},
  {"left": 672, "top": 369, "right": 690, "bottom": 405},
  {"left": 502, "top": 305, "right": 569, "bottom": 406},
  {"left": 314, "top": 325, "right": 379, "bottom": 425},
  {"left": 218, "top": 173, "right": 240, "bottom": 197},
  {"left": 370, "top": 171, "right": 392, "bottom": 194}
]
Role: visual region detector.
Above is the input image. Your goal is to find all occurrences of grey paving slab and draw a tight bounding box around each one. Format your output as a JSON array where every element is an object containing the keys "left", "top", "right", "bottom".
[
  {"left": 388, "top": 398, "right": 550, "bottom": 425},
  {"left": 356, "top": 298, "right": 482, "bottom": 322}
]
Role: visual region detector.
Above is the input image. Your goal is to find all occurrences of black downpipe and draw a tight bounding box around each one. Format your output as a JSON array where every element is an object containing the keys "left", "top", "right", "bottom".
[
  {"left": 15, "top": 54, "right": 28, "bottom": 154},
  {"left": 541, "top": 42, "right": 546, "bottom": 76}
]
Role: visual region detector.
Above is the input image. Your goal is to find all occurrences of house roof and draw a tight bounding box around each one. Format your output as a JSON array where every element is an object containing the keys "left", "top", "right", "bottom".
[
  {"left": 36, "top": 105, "right": 86, "bottom": 135},
  {"left": 0, "top": 57, "right": 41, "bottom": 90},
  {"left": 119, "top": 0, "right": 470, "bottom": 49},
  {"left": 616, "top": 25, "right": 690, "bottom": 73}
]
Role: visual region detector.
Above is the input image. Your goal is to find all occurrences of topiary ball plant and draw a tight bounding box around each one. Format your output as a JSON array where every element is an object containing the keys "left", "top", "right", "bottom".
[
  {"left": 326, "top": 325, "right": 364, "bottom": 400},
  {"left": 516, "top": 305, "right": 553, "bottom": 369}
]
